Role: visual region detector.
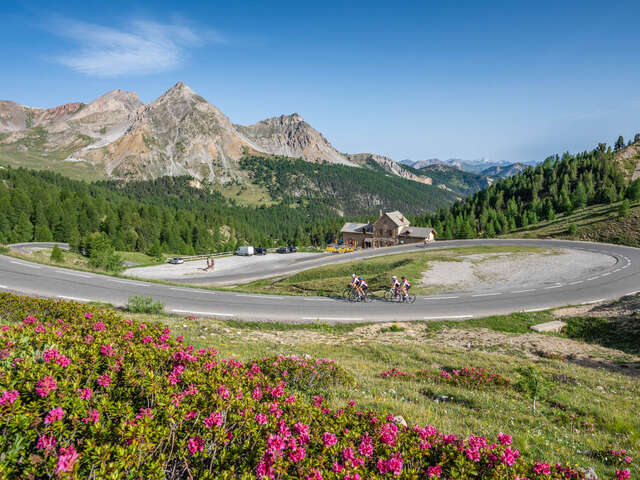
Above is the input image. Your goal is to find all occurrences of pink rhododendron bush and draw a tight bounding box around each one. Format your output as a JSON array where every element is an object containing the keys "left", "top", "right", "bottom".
[
  {"left": 0, "top": 293, "right": 632, "bottom": 479},
  {"left": 381, "top": 367, "right": 511, "bottom": 388}
]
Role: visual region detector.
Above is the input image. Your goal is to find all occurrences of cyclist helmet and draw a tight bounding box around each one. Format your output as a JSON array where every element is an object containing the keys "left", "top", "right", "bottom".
[
  {"left": 392, "top": 275, "right": 397, "bottom": 279},
  {"left": 352, "top": 274, "right": 357, "bottom": 278}
]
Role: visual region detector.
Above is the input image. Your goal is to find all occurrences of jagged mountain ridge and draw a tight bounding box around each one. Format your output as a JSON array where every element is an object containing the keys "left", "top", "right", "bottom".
[{"left": 0, "top": 82, "right": 431, "bottom": 185}]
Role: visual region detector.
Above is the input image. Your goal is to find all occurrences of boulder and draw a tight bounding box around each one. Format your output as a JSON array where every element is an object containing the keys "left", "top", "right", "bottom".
[{"left": 530, "top": 320, "right": 566, "bottom": 333}]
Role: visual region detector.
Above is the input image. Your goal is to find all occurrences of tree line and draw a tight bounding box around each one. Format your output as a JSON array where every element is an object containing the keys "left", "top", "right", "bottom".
[
  {"left": 413, "top": 142, "right": 640, "bottom": 239},
  {"left": 0, "top": 169, "right": 345, "bottom": 257}
]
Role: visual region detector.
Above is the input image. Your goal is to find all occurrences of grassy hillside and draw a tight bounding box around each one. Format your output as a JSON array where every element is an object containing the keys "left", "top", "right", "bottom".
[
  {"left": 241, "top": 155, "right": 459, "bottom": 216},
  {"left": 4, "top": 294, "right": 634, "bottom": 477},
  {"left": 509, "top": 200, "right": 640, "bottom": 247}
]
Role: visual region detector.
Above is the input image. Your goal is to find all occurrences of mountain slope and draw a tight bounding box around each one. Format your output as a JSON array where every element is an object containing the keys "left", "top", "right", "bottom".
[
  {"left": 407, "top": 163, "right": 493, "bottom": 196},
  {"left": 480, "top": 162, "right": 528, "bottom": 178}
]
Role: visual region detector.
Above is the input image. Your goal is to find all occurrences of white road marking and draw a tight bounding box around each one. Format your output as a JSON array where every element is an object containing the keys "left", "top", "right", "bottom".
[
  {"left": 425, "top": 296, "right": 459, "bottom": 300},
  {"left": 170, "top": 287, "right": 196, "bottom": 293},
  {"left": 621, "top": 265, "right": 629, "bottom": 269},
  {"left": 600, "top": 272, "right": 611, "bottom": 277},
  {"left": 471, "top": 293, "right": 502, "bottom": 297},
  {"left": 301, "top": 317, "right": 363, "bottom": 321},
  {"left": 0, "top": 285, "right": 8, "bottom": 289},
  {"left": 613, "top": 269, "right": 621, "bottom": 273},
  {"left": 524, "top": 307, "right": 547, "bottom": 312},
  {"left": 586, "top": 277, "right": 599, "bottom": 281},
  {"left": 626, "top": 290, "right": 640, "bottom": 296},
  {"left": 512, "top": 289, "right": 536, "bottom": 293},
  {"left": 568, "top": 281, "right": 583, "bottom": 285},
  {"left": 60, "top": 271, "right": 90, "bottom": 278},
  {"left": 107, "top": 279, "right": 149, "bottom": 287},
  {"left": 11, "top": 261, "right": 40, "bottom": 269},
  {"left": 57, "top": 295, "right": 91, "bottom": 302},
  {"left": 172, "top": 309, "right": 235, "bottom": 317},
  {"left": 543, "top": 284, "right": 563, "bottom": 289},
  {"left": 423, "top": 315, "right": 473, "bottom": 320},
  {"left": 581, "top": 299, "right": 605, "bottom": 305}
]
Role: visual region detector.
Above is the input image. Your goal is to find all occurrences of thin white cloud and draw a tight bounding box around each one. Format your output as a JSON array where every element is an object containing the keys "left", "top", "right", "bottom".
[{"left": 51, "top": 18, "right": 223, "bottom": 77}]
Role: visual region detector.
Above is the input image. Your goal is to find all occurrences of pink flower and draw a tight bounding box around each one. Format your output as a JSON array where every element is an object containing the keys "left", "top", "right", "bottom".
[
  {"left": 135, "top": 408, "right": 154, "bottom": 421},
  {"left": 185, "top": 411, "right": 197, "bottom": 421},
  {"left": 204, "top": 411, "right": 223, "bottom": 428},
  {"left": 0, "top": 390, "right": 19, "bottom": 406},
  {"left": 56, "top": 355, "right": 71, "bottom": 368},
  {"left": 56, "top": 445, "right": 79, "bottom": 473},
  {"left": 255, "top": 413, "right": 267, "bottom": 425},
  {"left": 313, "top": 395, "right": 323, "bottom": 407},
  {"left": 217, "top": 384, "right": 230, "bottom": 399},
  {"left": 75, "top": 387, "right": 91, "bottom": 400},
  {"left": 624, "top": 456, "right": 632, "bottom": 464},
  {"left": 427, "top": 464, "right": 442, "bottom": 478},
  {"left": 502, "top": 447, "right": 518, "bottom": 466},
  {"left": 616, "top": 469, "right": 631, "bottom": 480},
  {"left": 387, "top": 451, "right": 403, "bottom": 475},
  {"left": 533, "top": 462, "right": 551, "bottom": 475},
  {"left": 252, "top": 386, "right": 263, "bottom": 401},
  {"left": 82, "top": 409, "right": 100, "bottom": 424},
  {"left": 93, "top": 321, "right": 104, "bottom": 331},
  {"left": 45, "top": 407, "right": 65, "bottom": 425},
  {"left": 289, "top": 446, "right": 306, "bottom": 462},
  {"left": 97, "top": 373, "right": 112, "bottom": 387},
  {"left": 306, "top": 469, "right": 325, "bottom": 480},
  {"left": 187, "top": 436, "right": 205, "bottom": 454},
  {"left": 271, "top": 382, "right": 284, "bottom": 398},
  {"left": 498, "top": 432, "right": 512, "bottom": 445},
  {"left": 379, "top": 422, "right": 398, "bottom": 446},
  {"left": 36, "top": 376, "right": 58, "bottom": 397},
  {"left": 359, "top": 433, "right": 373, "bottom": 457},
  {"left": 100, "top": 344, "right": 115, "bottom": 357},
  {"left": 322, "top": 432, "right": 338, "bottom": 447},
  {"left": 465, "top": 448, "right": 480, "bottom": 462},
  {"left": 85, "top": 312, "right": 94, "bottom": 319},
  {"left": 37, "top": 434, "right": 57, "bottom": 451},
  {"left": 42, "top": 348, "right": 59, "bottom": 362}
]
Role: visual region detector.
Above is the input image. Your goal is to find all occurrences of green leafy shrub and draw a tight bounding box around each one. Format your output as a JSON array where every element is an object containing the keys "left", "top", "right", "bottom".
[
  {"left": 125, "top": 295, "right": 165, "bottom": 314},
  {"left": 252, "top": 354, "right": 355, "bottom": 394},
  {"left": 50, "top": 244, "right": 64, "bottom": 262},
  {"left": 0, "top": 293, "right": 630, "bottom": 479}
]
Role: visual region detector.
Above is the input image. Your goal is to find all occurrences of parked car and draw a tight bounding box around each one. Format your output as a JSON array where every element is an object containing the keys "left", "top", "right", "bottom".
[
  {"left": 276, "top": 247, "right": 288, "bottom": 254},
  {"left": 168, "top": 257, "right": 184, "bottom": 264},
  {"left": 288, "top": 246, "right": 297, "bottom": 253},
  {"left": 235, "top": 246, "right": 255, "bottom": 256},
  {"left": 254, "top": 247, "right": 267, "bottom": 255}
]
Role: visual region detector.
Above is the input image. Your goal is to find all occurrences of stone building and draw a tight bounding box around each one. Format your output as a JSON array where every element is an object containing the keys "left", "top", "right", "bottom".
[{"left": 340, "top": 211, "right": 435, "bottom": 248}]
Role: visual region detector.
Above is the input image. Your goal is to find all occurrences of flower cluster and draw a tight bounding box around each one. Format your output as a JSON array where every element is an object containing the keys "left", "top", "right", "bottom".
[
  {"left": 380, "top": 368, "right": 415, "bottom": 379},
  {"left": 0, "top": 292, "right": 630, "bottom": 479}
]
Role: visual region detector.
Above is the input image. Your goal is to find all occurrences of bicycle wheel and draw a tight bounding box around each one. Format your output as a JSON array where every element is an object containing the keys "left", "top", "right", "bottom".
[
  {"left": 404, "top": 293, "right": 416, "bottom": 304},
  {"left": 362, "top": 291, "right": 373, "bottom": 303},
  {"left": 342, "top": 287, "right": 353, "bottom": 301},
  {"left": 383, "top": 289, "right": 394, "bottom": 302},
  {"left": 348, "top": 290, "right": 359, "bottom": 302}
]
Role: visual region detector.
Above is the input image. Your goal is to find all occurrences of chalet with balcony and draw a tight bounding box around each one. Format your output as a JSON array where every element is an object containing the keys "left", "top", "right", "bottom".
[{"left": 340, "top": 210, "right": 435, "bottom": 248}]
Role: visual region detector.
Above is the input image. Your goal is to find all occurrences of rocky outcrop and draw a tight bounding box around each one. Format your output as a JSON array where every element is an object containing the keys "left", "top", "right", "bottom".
[
  {"left": 347, "top": 153, "right": 432, "bottom": 184},
  {"left": 236, "top": 114, "right": 355, "bottom": 166}
]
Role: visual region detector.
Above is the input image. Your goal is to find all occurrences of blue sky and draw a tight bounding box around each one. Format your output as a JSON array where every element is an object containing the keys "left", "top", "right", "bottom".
[{"left": 1, "top": 0, "right": 639, "bottom": 163}]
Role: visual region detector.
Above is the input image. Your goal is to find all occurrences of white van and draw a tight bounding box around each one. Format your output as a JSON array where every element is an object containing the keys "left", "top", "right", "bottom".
[{"left": 235, "top": 246, "right": 254, "bottom": 256}]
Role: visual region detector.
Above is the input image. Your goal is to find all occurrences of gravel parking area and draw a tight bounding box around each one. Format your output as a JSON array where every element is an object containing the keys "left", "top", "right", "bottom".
[
  {"left": 125, "top": 252, "right": 322, "bottom": 280},
  {"left": 419, "top": 248, "right": 617, "bottom": 293}
]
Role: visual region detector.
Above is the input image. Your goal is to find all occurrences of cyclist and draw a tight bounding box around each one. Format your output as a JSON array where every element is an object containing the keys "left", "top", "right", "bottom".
[
  {"left": 400, "top": 276, "right": 411, "bottom": 300},
  {"left": 390, "top": 275, "right": 402, "bottom": 298},
  {"left": 356, "top": 275, "right": 369, "bottom": 299}
]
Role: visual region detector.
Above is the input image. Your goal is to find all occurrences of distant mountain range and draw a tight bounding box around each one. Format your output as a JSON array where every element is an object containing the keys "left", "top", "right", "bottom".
[
  {"left": 0, "top": 81, "right": 432, "bottom": 186},
  {"left": 399, "top": 158, "right": 534, "bottom": 177}
]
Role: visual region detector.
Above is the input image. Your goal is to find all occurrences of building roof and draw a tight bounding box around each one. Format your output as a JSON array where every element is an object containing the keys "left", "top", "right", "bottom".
[
  {"left": 340, "top": 222, "right": 367, "bottom": 233},
  {"left": 399, "top": 226, "right": 435, "bottom": 238},
  {"left": 385, "top": 210, "right": 411, "bottom": 227}
]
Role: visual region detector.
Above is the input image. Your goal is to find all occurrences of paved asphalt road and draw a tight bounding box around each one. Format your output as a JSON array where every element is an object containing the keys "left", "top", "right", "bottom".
[{"left": 1, "top": 239, "right": 639, "bottom": 322}]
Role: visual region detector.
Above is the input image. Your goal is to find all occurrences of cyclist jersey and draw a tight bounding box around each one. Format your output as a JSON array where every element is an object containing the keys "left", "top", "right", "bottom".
[
  {"left": 352, "top": 277, "right": 361, "bottom": 286},
  {"left": 359, "top": 278, "right": 368, "bottom": 288},
  {"left": 391, "top": 279, "right": 401, "bottom": 289},
  {"left": 402, "top": 280, "right": 411, "bottom": 288}
]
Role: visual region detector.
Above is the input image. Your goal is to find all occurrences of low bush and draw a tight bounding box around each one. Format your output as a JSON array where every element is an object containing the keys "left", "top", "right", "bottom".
[
  {"left": 125, "top": 295, "right": 165, "bottom": 314},
  {"left": 50, "top": 244, "right": 64, "bottom": 262},
  {"left": 0, "top": 293, "right": 631, "bottom": 479},
  {"left": 253, "top": 354, "right": 355, "bottom": 394},
  {"left": 381, "top": 366, "right": 511, "bottom": 388}
]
